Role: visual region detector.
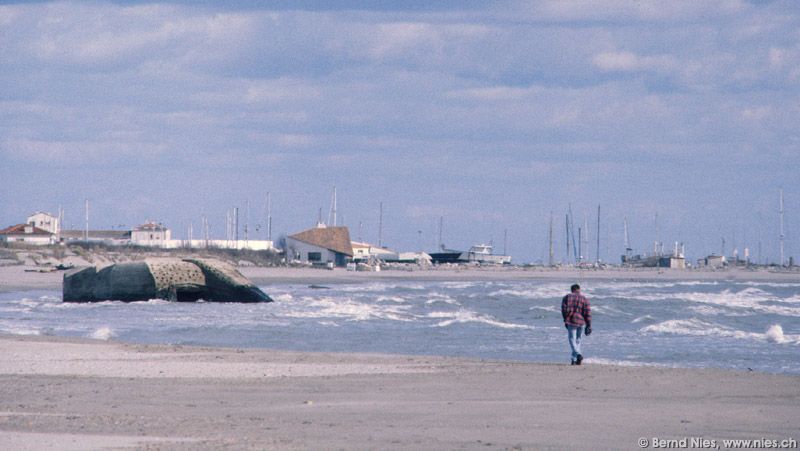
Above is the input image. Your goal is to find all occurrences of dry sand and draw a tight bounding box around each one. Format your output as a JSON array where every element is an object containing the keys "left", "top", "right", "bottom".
[{"left": 0, "top": 335, "right": 798, "bottom": 450}]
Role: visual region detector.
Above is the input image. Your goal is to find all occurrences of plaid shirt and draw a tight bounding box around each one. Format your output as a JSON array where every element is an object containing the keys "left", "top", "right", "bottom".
[{"left": 561, "top": 292, "right": 591, "bottom": 327}]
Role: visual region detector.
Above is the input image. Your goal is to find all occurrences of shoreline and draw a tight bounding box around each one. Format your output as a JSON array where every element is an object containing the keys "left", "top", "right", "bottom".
[
  {"left": 1, "top": 334, "right": 798, "bottom": 450},
  {"left": 1, "top": 263, "right": 798, "bottom": 293}
]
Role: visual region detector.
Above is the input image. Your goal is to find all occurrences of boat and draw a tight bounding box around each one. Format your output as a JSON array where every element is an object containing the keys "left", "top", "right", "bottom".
[
  {"left": 462, "top": 244, "right": 511, "bottom": 265},
  {"left": 430, "top": 244, "right": 511, "bottom": 265}
]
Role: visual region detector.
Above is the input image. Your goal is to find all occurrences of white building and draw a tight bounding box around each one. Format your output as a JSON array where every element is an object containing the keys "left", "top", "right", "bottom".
[
  {"left": 351, "top": 241, "right": 371, "bottom": 260},
  {"left": 26, "top": 212, "right": 59, "bottom": 235},
  {"left": 131, "top": 221, "right": 171, "bottom": 247},
  {"left": 0, "top": 224, "right": 55, "bottom": 245},
  {"left": 286, "top": 226, "right": 353, "bottom": 267}
]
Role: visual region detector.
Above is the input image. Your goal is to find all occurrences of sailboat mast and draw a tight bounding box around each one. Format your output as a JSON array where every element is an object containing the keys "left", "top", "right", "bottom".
[
  {"left": 438, "top": 216, "right": 443, "bottom": 250},
  {"left": 84, "top": 199, "right": 89, "bottom": 241},
  {"left": 267, "top": 192, "right": 272, "bottom": 241},
  {"left": 596, "top": 205, "right": 601, "bottom": 263},
  {"left": 780, "top": 188, "right": 785, "bottom": 266},
  {"left": 565, "top": 213, "right": 570, "bottom": 262},
  {"left": 378, "top": 202, "right": 383, "bottom": 247},
  {"left": 548, "top": 212, "right": 554, "bottom": 266}
]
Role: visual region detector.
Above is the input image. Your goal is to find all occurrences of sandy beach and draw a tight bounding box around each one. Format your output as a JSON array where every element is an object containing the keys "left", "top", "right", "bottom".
[{"left": 1, "top": 334, "right": 798, "bottom": 450}]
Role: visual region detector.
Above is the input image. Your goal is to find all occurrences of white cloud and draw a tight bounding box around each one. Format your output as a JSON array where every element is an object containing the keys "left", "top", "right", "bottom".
[
  {"left": 593, "top": 51, "right": 677, "bottom": 73},
  {"left": 512, "top": 0, "right": 747, "bottom": 22},
  {"left": 446, "top": 86, "right": 543, "bottom": 101}
]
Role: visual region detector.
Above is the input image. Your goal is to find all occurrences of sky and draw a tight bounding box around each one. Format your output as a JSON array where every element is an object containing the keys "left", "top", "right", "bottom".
[{"left": 1, "top": 0, "right": 799, "bottom": 264}]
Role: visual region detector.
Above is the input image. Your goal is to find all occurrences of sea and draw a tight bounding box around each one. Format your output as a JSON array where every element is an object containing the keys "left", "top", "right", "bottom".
[{"left": 1, "top": 278, "right": 799, "bottom": 374}]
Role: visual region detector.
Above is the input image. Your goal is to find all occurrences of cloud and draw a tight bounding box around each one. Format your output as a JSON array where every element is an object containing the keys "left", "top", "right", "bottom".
[
  {"left": 1, "top": 1, "right": 799, "bottom": 260},
  {"left": 510, "top": 0, "right": 748, "bottom": 22},
  {"left": 593, "top": 51, "right": 678, "bottom": 73}
]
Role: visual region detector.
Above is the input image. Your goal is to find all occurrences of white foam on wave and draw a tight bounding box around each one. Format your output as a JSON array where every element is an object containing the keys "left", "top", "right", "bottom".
[
  {"left": 486, "top": 285, "right": 565, "bottom": 300},
  {"left": 129, "top": 299, "right": 170, "bottom": 305},
  {"left": 1, "top": 327, "right": 41, "bottom": 336},
  {"left": 739, "top": 281, "right": 800, "bottom": 288},
  {"left": 528, "top": 305, "right": 558, "bottom": 313},
  {"left": 281, "top": 296, "right": 416, "bottom": 322},
  {"left": 425, "top": 298, "right": 460, "bottom": 306},
  {"left": 375, "top": 295, "right": 407, "bottom": 303},
  {"left": 89, "top": 327, "right": 114, "bottom": 340},
  {"left": 272, "top": 293, "right": 294, "bottom": 302},
  {"left": 424, "top": 293, "right": 460, "bottom": 306},
  {"left": 631, "top": 315, "right": 655, "bottom": 323},
  {"left": 616, "top": 287, "right": 800, "bottom": 317},
  {"left": 428, "top": 310, "right": 533, "bottom": 330},
  {"left": 679, "top": 288, "right": 800, "bottom": 317},
  {"left": 641, "top": 319, "right": 800, "bottom": 345},
  {"left": 439, "top": 281, "right": 479, "bottom": 289}
]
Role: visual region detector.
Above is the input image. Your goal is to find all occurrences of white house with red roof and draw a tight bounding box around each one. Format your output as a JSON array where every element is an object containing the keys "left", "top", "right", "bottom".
[{"left": 0, "top": 224, "right": 56, "bottom": 245}]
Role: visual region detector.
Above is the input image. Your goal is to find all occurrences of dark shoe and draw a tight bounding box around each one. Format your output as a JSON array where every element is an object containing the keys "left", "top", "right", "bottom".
[
  {"left": 570, "top": 360, "right": 576, "bottom": 365},
  {"left": 576, "top": 354, "right": 583, "bottom": 365}
]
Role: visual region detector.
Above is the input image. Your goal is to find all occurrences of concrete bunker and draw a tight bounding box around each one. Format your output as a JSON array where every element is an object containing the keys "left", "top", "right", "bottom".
[{"left": 63, "top": 258, "right": 271, "bottom": 303}]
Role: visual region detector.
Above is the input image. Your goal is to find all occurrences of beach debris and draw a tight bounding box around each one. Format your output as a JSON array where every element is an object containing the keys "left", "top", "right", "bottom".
[{"left": 63, "top": 257, "right": 272, "bottom": 303}]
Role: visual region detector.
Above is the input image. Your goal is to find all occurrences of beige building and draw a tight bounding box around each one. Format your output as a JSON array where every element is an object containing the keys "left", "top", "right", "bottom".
[{"left": 286, "top": 226, "right": 353, "bottom": 267}]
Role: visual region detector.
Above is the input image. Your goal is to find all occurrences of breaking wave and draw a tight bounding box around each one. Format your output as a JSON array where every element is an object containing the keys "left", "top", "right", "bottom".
[
  {"left": 641, "top": 320, "right": 800, "bottom": 344},
  {"left": 428, "top": 310, "right": 533, "bottom": 330},
  {"left": 89, "top": 327, "right": 114, "bottom": 340}
]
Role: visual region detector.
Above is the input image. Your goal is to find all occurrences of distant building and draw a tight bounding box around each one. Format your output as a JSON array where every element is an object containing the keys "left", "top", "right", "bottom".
[
  {"left": 131, "top": 222, "right": 171, "bottom": 247},
  {"left": 0, "top": 224, "right": 55, "bottom": 245},
  {"left": 702, "top": 255, "right": 726, "bottom": 268},
  {"left": 351, "top": 241, "right": 371, "bottom": 260},
  {"left": 350, "top": 241, "right": 398, "bottom": 262},
  {"left": 27, "top": 212, "right": 59, "bottom": 235},
  {"left": 658, "top": 256, "right": 686, "bottom": 269},
  {"left": 286, "top": 225, "right": 353, "bottom": 267}
]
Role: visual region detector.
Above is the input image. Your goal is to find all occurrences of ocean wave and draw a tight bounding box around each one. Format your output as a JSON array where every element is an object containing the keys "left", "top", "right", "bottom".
[
  {"left": 272, "top": 293, "right": 294, "bottom": 302},
  {"left": 641, "top": 319, "right": 800, "bottom": 345},
  {"left": 438, "top": 281, "right": 479, "bottom": 289},
  {"left": 375, "top": 295, "right": 407, "bottom": 303},
  {"left": 678, "top": 288, "right": 800, "bottom": 317},
  {"left": 89, "top": 327, "right": 114, "bottom": 340},
  {"left": 528, "top": 305, "right": 559, "bottom": 313},
  {"left": 281, "top": 296, "right": 416, "bottom": 322},
  {"left": 486, "top": 285, "right": 565, "bottom": 300},
  {"left": 738, "top": 281, "right": 800, "bottom": 288},
  {"left": 631, "top": 315, "right": 655, "bottom": 323},
  {"left": 610, "top": 287, "right": 800, "bottom": 317},
  {"left": 424, "top": 297, "right": 460, "bottom": 306},
  {"left": 427, "top": 309, "right": 533, "bottom": 330},
  {"left": 0, "top": 327, "right": 42, "bottom": 336}
]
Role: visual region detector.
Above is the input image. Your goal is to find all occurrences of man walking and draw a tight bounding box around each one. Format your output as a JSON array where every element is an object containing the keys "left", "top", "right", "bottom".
[{"left": 562, "top": 283, "right": 592, "bottom": 365}]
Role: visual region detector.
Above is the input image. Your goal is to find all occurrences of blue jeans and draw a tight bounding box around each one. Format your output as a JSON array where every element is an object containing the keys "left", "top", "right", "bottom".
[{"left": 566, "top": 325, "right": 583, "bottom": 361}]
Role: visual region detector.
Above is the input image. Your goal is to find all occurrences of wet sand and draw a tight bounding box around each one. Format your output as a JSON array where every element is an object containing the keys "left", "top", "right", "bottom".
[{"left": 0, "top": 335, "right": 798, "bottom": 450}]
